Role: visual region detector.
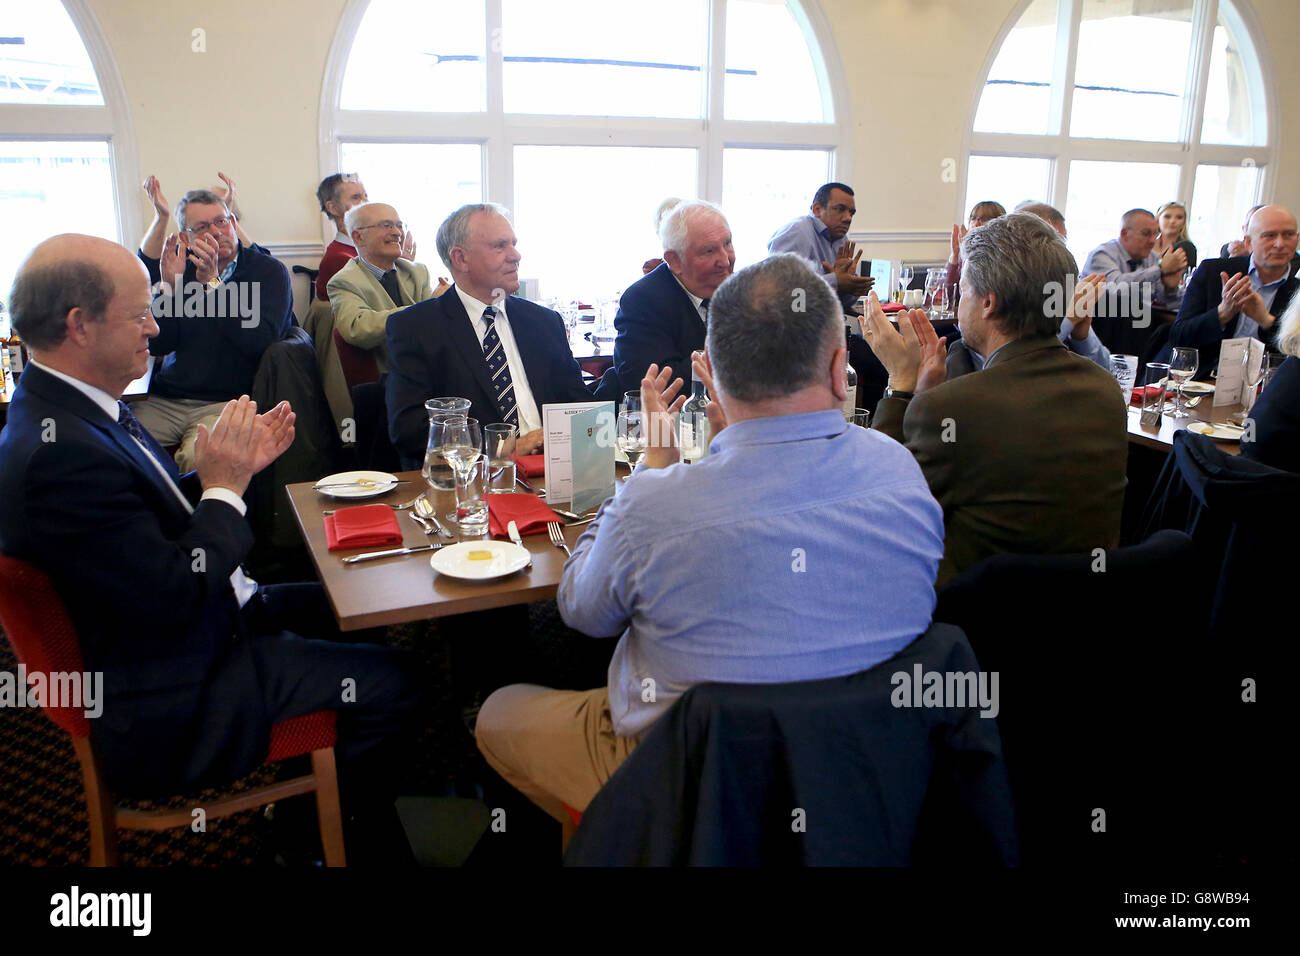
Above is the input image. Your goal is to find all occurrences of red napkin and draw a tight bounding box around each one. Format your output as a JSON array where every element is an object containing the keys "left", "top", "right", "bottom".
[
  {"left": 513, "top": 453, "right": 546, "bottom": 478},
  {"left": 487, "top": 494, "right": 564, "bottom": 539},
  {"left": 1130, "top": 386, "right": 1171, "bottom": 406},
  {"left": 880, "top": 302, "right": 906, "bottom": 314},
  {"left": 324, "top": 504, "right": 403, "bottom": 551}
]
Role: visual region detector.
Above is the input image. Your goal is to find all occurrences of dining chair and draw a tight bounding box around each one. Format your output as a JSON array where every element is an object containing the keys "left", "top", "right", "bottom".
[{"left": 0, "top": 552, "right": 347, "bottom": 866}]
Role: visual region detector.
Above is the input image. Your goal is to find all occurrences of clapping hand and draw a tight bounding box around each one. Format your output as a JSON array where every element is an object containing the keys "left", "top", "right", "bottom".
[
  {"left": 401, "top": 232, "right": 417, "bottom": 261},
  {"left": 860, "top": 292, "right": 947, "bottom": 394},
  {"left": 639, "top": 363, "right": 687, "bottom": 470},
  {"left": 142, "top": 175, "right": 170, "bottom": 219},
  {"left": 195, "top": 397, "right": 296, "bottom": 497},
  {"left": 949, "top": 223, "right": 968, "bottom": 265},
  {"left": 187, "top": 232, "right": 221, "bottom": 283},
  {"left": 690, "top": 350, "right": 728, "bottom": 440},
  {"left": 1217, "top": 271, "right": 1271, "bottom": 327},
  {"left": 1066, "top": 273, "right": 1105, "bottom": 340}
]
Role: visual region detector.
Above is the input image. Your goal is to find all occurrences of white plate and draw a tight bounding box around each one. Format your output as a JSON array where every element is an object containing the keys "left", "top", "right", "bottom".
[
  {"left": 1187, "top": 421, "right": 1243, "bottom": 442},
  {"left": 1179, "top": 381, "right": 1215, "bottom": 395},
  {"left": 313, "top": 470, "right": 400, "bottom": 499},
  {"left": 430, "top": 541, "right": 531, "bottom": 580}
]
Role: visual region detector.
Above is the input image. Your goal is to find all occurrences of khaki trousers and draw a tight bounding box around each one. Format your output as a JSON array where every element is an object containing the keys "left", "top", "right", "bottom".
[{"left": 474, "top": 684, "right": 640, "bottom": 824}]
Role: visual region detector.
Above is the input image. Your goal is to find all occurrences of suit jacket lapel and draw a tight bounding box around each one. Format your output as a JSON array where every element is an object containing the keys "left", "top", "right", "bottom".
[
  {"left": 508, "top": 298, "right": 551, "bottom": 401},
  {"left": 656, "top": 263, "right": 705, "bottom": 339},
  {"left": 441, "top": 287, "right": 500, "bottom": 404}
]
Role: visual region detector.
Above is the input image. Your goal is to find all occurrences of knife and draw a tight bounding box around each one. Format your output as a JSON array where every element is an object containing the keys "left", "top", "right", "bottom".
[
  {"left": 315, "top": 479, "right": 410, "bottom": 490},
  {"left": 515, "top": 474, "right": 535, "bottom": 492},
  {"left": 342, "top": 543, "right": 441, "bottom": 564},
  {"left": 507, "top": 520, "right": 532, "bottom": 570}
]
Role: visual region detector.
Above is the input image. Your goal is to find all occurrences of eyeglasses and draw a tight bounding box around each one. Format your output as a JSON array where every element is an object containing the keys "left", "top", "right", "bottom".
[
  {"left": 357, "top": 220, "right": 406, "bottom": 233},
  {"left": 1129, "top": 229, "right": 1158, "bottom": 238},
  {"left": 183, "top": 216, "right": 231, "bottom": 234}
]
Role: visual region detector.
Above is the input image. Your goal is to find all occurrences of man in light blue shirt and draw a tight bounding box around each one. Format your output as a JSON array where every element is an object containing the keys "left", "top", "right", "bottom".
[
  {"left": 768, "top": 182, "right": 875, "bottom": 310},
  {"left": 475, "top": 254, "right": 944, "bottom": 823},
  {"left": 1082, "top": 208, "right": 1186, "bottom": 318}
]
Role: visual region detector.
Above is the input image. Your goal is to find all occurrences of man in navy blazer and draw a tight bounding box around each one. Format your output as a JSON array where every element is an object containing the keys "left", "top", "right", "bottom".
[
  {"left": 608, "top": 200, "right": 736, "bottom": 397},
  {"left": 1169, "top": 204, "right": 1299, "bottom": 373},
  {"left": 386, "top": 203, "right": 594, "bottom": 468},
  {"left": 0, "top": 236, "right": 418, "bottom": 848}
]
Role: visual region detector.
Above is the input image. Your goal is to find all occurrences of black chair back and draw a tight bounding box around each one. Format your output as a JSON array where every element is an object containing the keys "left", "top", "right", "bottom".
[{"left": 350, "top": 378, "right": 402, "bottom": 473}]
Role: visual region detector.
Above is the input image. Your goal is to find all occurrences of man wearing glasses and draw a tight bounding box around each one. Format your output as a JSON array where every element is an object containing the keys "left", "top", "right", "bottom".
[
  {"left": 133, "top": 189, "right": 294, "bottom": 470},
  {"left": 1082, "top": 208, "right": 1186, "bottom": 319},
  {"left": 326, "top": 202, "right": 448, "bottom": 372},
  {"left": 1170, "top": 204, "right": 1300, "bottom": 373}
]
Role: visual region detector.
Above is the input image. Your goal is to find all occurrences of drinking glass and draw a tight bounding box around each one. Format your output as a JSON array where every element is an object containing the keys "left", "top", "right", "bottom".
[
  {"left": 1167, "top": 347, "right": 1199, "bottom": 419},
  {"left": 453, "top": 455, "right": 490, "bottom": 536},
  {"left": 896, "top": 265, "right": 913, "bottom": 304},
  {"left": 852, "top": 408, "right": 871, "bottom": 428},
  {"left": 1110, "top": 354, "right": 1139, "bottom": 400},
  {"left": 1233, "top": 352, "right": 1284, "bottom": 422},
  {"left": 434, "top": 417, "right": 482, "bottom": 524},
  {"left": 923, "top": 267, "right": 947, "bottom": 320},
  {"left": 484, "top": 422, "right": 517, "bottom": 494},
  {"left": 423, "top": 397, "right": 472, "bottom": 490},
  {"left": 1139, "top": 362, "right": 1170, "bottom": 427},
  {"left": 617, "top": 391, "right": 646, "bottom": 474}
]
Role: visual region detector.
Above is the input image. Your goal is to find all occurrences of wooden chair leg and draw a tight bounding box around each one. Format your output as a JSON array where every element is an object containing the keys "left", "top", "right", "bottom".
[
  {"left": 74, "top": 737, "right": 120, "bottom": 866},
  {"left": 311, "top": 747, "right": 347, "bottom": 867}
]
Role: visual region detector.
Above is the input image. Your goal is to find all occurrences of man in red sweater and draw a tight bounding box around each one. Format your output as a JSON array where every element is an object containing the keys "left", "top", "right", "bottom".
[{"left": 314, "top": 173, "right": 369, "bottom": 300}]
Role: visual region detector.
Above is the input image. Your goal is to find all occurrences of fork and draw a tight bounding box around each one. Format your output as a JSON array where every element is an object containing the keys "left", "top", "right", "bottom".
[
  {"left": 323, "top": 493, "right": 422, "bottom": 517},
  {"left": 546, "top": 521, "right": 573, "bottom": 558}
]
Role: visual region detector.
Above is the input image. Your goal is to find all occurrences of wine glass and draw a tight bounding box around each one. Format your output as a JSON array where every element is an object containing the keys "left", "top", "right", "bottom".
[
  {"left": 1166, "top": 347, "right": 1198, "bottom": 419},
  {"left": 897, "top": 265, "right": 913, "bottom": 304},
  {"left": 923, "top": 267, "right": 947, "bottom": 320},
  {"left": 617, "top": 391, "right": 646, "bottom": 476},
  {"left": 434, "top": 417, "right": 482, "bottom": 523},
  {"left": 1233, "top": 352, "right": 1283, "bottom": 423}
]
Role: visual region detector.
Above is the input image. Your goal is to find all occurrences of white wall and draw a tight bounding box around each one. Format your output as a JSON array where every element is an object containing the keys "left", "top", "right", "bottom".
[{"left": 83, "top": 0, "right": 1300, "bottom": 284}]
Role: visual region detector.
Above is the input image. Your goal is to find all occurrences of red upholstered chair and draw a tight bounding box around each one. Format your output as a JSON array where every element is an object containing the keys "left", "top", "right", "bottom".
[
  {"left": 0, "top": 552, "right": 347, "bottom": 866},
  {"left": 333, "top": 328, "right": 381, "bottom": 390}
]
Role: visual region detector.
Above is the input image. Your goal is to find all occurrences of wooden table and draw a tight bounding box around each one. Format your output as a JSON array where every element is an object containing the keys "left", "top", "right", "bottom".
[
  {"left": 286, "top": 472, "right": 600, "bottom": 631},
  {"left": 1125, "top": 394, "right": 1243, "bottom": 456}
]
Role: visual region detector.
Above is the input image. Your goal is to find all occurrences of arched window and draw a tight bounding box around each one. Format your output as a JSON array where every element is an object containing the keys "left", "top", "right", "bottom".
[
  {"left": 964, "top": 0, "right": 1273, "bottom": 266},
  {"left": 0, "top": 0, "right": 136, "bottom": 296},
  {"left": 321, "top": 0, "right": 848, "bottom": 299}
]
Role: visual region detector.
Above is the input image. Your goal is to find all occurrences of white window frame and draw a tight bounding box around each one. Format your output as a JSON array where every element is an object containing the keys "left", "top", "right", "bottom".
[
  {"left": 0, "top": 0, "right": 140, "bottom": 247},
  {"left": 317, "top": 0, "right": 850, "bottom": 245},
  {"left": 960, "top": 0, "right": 1278, "bottom": 222}
]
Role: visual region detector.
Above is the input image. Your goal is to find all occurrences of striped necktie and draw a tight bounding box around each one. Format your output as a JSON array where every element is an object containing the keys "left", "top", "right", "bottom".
[
  {"left": 481, "top": 306, "right": 518, "bottom": 426},
  {"left": 117, "top": 400, "right": 179, "bottom": 479}
]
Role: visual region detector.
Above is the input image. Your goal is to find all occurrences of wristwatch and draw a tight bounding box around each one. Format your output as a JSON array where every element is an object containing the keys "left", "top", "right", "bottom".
[
  {"left": 884, "top": 386, "right": 915, "bottom": 401},
  {"left": 206, "top": 275, "right": 221, "bottom": 291}
]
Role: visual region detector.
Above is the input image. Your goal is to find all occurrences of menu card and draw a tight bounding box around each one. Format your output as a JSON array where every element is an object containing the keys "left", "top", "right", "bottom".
[
  {"left": 570, "top": 404, "right": 616, "bottom": 514},
  {"left": 1214, "top": 337, "right": 1264, "bottom": 407},
  {"left": 542, "top": 401, "right": 614, "bottom": 503}
]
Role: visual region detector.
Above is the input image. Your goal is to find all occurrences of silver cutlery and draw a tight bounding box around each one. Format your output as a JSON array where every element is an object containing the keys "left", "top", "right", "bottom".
[
  {"left": 315, "top": 479, "right": 410, "bottom": 490},
  {"left": 549, "top": 507, "right": 598, "bottom": 523},
  {"left": 414, "top": 495, "right": 454, "bottom": 538},
  {"left": 515, "top": 475, "right": 535, "bottom": 492},
  {"left": 323, "top": 494, "right": 422, "bottom": 517},
  {"left": 409, "top": 509, "right": 434, "bottom": 535},
  {"left": 546, "top": 521, "right": 572, "bottom": 558},
  {"left": 342, "top": 543, "right": 441, "bottom": 564},
  {"left": 507, "top": 520, "right": 531, "bottom": 570}
]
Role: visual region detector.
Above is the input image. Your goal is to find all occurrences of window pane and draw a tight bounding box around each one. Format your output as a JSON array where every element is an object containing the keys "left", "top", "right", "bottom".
[
  {"left": 722, "top": 148, "right": 830, "bottom": 269},
  {"left": 1070, "top": 0, "right": 1193, "bottom": 142},
  {"left": 1189, "top": 164, "right": 1260, "bottom": 259},
  {"left": 339, "top": 143, "right": 483, "bottom": 252},
  {"left": 340, "top": 0, "right": 484, "bottom": 112},
  {"left": 973, "top": 0, "right": 1057, "bottom": 135},
  {"left": 0, "top": 141, "right": 115, "bottom": 299},
  {"left": 0, "top": 0, "right": 103, "bottom": 105},
  {"left": 725, "top": 0, "right": 825, "bottom": 122},
  {"left": 963, "top": 155, "right": 1051, "bottom": 221},
  {"left": 1063, "top": 160, "right": 1180, "bottom": 265},
  {"left": 512, "top": 146, "right": 697, "bottom": 300},
  {"left": 502, "top": 0, "right": 705, "bottom": 118},
  {"left": 1201, "top": 11, "right": 1260, "bottom": 146}
]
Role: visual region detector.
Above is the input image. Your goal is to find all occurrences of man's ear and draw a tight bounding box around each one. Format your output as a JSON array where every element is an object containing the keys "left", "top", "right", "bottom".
[
  {"left": 350, "top": 228, "right": 364, "bottom": 247},
  {"left": 64, "top": 307, "right": 92, "bottom": 346},
  {"left": 448, "top": 246, "right": 469, "bottom": 274},
  {"left": 326, "top": 200, "right": 343, "bottom": 224},
  {"left": 664, "top": 249, "right": 682, "bottom": 275},
  {"left": 829, "top": 344, "right": 847, "bottom": 403},
  {"left": 811, "top": 202, "right": 825, "bottom": 219}
]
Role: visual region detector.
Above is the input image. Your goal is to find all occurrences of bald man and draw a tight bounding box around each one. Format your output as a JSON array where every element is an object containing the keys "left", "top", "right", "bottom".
[
  {"left": 1169, "top": 204, "right": 1300, "bottom": 372},
  {"left": 0, "top": 235, "right": 419, "bottom": 861}
]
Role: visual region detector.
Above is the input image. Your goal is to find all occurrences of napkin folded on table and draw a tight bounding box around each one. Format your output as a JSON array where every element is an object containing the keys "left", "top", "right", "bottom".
[
  {"left": 487, "top": 494, "right": 564, "bottom": 539},
  {"left": 324, "top": 504, "right": 403, "bottom": 551},
  {"left": 1130, "top": 385, "right": 1172, "bottom": 405},
  {"left": 879, "top": 302, "right": 907, "bottom": 314},
  {"left": 513, "top": 453, "right": 546, "bottom": 478}
]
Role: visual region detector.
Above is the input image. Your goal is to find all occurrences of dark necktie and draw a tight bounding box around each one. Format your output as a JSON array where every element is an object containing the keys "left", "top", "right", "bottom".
[
  {"left": 480, "top": 306, "right": 518, "bottom": 426},
  {"left": 699, "top": 297, "right": 710, "bottom": 323},
  {"left": 117, "top": 401, "right": 179, "bottom": 480},
  {"left": 380, "top": 269, "right": 403, "bottom": 307},
  {"left": 1127, "top": 259, "right": 1142, "bottom": 271}
]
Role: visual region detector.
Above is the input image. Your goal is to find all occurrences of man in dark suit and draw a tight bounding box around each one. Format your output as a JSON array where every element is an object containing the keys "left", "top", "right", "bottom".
[
  {"left": 0, "top": 235, "right": 418, "bottom": 859},
  {"left": 1170, "top": 204, "right": 1299, "bottom": 374},
  {"left": 866, "top": 213, "right": 1129, "bottom": 586},
  {"left": 607, "top": 200, "right": 736, "bottom": 397},
  {"left": 386, "top": 203, "right": 594, "bottom": 468}
]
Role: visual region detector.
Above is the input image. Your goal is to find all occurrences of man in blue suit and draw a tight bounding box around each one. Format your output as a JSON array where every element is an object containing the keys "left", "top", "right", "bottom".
[
  {"left": 386, "top": 203, "right": 594, "bottom": 468},
  {"left": 0, "top": 235, "right": 418, "bottom": 860},
  {"left": 607, "top": 200, "right": 736, "bottom": 398}
]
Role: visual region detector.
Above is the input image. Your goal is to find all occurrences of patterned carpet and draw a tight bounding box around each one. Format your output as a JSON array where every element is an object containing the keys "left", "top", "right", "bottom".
[{"left": 0, "top": 601, "right": 610, "bottom": 867}]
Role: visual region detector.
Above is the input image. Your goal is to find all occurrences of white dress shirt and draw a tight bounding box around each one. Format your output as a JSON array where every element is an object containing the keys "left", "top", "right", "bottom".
[
  {"left": 31, "top": 359, "right": 257, "bottom": 606},
  {"left": 454, "top": 285, "right": 542, "bottom": 434},
  {"left": 672, "top": 274, "right": 709, "bottom": 324}
]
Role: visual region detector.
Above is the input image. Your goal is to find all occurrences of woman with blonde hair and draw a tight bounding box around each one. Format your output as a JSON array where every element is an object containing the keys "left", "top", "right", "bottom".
[
  {"left": 1155, "top": 201, "right": 1198, "bottom": 269},
  {"left": 1240, "top": 292, "right": 1300, "bottom": 472}
]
